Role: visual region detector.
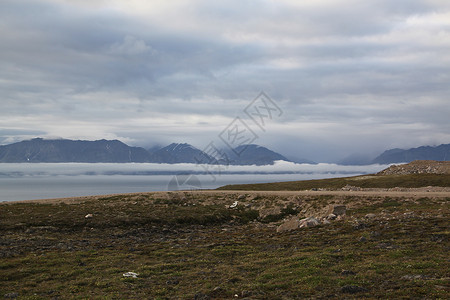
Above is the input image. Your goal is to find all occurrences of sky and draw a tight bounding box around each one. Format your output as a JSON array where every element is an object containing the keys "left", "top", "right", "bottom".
[{"left": 1, "top": 0, "right": 449, "bottom": 162}]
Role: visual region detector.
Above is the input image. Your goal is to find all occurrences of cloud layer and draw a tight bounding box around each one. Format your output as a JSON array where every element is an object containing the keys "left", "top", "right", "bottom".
[{"left": 1, "top": 0, "right": 449, "bottom": 161}]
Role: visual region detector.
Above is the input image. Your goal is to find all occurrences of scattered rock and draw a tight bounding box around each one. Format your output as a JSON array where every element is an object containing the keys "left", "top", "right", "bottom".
[
  {"left": 122, "top": 272, "right": 139, "bottom": 278},
  {"left": 299, "top": 217, "right": 321, "bottom": 228},
  {"left": 3, "top": 293, "right": 19, "bottom": 299},
  {"left": 276, "top": 216, "right": 300, "bottom": 232},
  {"left": 327, "top": 205, "right": 346, "bottom": 217},
  {"left": 237, "top": 195, "right": 246, "bottom": 200},
  {"left": 340, "top": 285, "right": 368, "bottom": 294},
  {"left": 84, "top": 214, "right": 93, "bottom": 219},
  {"left": 359, "top": 236, "right": 367, "bottom": 242},
  {"left": 365, "top": 213, "right": 376, "bottom": 219}
]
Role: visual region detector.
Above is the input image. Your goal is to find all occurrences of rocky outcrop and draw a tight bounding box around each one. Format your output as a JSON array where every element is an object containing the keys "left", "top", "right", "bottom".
[
  {"left": 377, "top": 160, "right": 450, "bottom": 175},
  {"left": 299, "top": 217, "right": 321, "bottom": 228},
  {"left": 277, "top": 205, "right": 346, "bottom": 233}
]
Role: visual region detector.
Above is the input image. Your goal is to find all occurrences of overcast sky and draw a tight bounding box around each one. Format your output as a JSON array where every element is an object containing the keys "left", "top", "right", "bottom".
[{"left": 1, "top": 0, "right": 449, "bottom": 162}]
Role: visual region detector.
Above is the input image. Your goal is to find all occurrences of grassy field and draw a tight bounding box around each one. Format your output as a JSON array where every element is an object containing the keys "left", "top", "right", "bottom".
[
  {"left": 1, "top": 189, "right": 449, "bottom": 299},
  {"left": 217, "top": 173, "right": 450, "bottom": 191}
]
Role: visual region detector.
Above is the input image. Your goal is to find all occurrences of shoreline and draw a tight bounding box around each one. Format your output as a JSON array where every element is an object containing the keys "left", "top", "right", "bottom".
[{"left": 2, "top": 187, "right": 449, "bottom": 205}]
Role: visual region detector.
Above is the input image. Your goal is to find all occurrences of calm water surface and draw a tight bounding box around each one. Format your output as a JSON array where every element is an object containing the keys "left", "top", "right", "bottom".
[{"left": 0, "top": 163, "right": 388, "bottom": 202}]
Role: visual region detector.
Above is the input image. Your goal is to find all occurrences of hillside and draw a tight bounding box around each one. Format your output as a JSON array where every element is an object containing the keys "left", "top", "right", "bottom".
[
  {"left": 218, "top": 161, "right": 450, "bottom": 191},
  {"left": 377, "top": 160, "right": 450, "bottom": 175}
]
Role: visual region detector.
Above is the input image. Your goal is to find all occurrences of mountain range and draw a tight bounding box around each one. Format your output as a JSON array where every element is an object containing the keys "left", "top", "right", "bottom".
[
  {"left": 339, "top": 143, "right": 450, "bottom": 165},
  {"left": 0, "top": 138, "right": 294, "bottom": 165},
  {"left": 0, "top": 138, "right": 448, "bottom": 165},
  {"left": 372, "top": 143, "right": 450, "bottom": 164}
]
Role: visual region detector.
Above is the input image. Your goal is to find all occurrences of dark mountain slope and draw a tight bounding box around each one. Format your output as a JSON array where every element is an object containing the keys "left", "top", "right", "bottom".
[
  {"left": 150, "top": 143, "right": 215, "bottom": 164},
  {"left": 373, "top": 144, "right": 450, "bottom": 164},
  {"left": 0, "top": 138, "right": 150, "bottom": 162},
  {"left": 230, "top": 144, "right": 290, "bottom": 165}
]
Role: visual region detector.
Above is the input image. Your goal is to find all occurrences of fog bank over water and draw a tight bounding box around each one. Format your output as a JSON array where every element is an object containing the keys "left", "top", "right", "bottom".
[{"left": 0, "top": 161, "right": 389, "bottom": 177}]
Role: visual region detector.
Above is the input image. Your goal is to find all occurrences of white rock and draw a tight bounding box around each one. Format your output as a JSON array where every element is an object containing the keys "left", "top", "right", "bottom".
[
  {"left": 123, "top": 272, "right": 139, "bottom": 278},
  {"left": 229, "top": 201, "right": 238, "bottom": 209},
  {"left": 85, "top": 214, "right": 93, "bottom": 219}
]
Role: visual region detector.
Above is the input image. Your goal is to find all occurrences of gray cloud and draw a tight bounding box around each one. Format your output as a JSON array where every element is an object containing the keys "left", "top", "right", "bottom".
[{"left": 0, "top": 0, "right": 449, "bottom": 162}]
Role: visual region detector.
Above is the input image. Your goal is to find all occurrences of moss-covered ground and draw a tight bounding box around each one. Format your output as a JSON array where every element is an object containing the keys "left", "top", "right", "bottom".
[{"left": 1, "top": 188, "right": 448, "bottom": 299}]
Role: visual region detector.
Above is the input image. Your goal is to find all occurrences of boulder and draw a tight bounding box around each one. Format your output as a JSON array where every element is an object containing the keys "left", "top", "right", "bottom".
[
  {"left": 327, "top": 205, "right": 346, "bottom": 217},
  {"left": 276, "top": 216, "right": 300, "bottom": 232},
  {"left": 299, "top": 217, "right": 321, "bottom": 228}
]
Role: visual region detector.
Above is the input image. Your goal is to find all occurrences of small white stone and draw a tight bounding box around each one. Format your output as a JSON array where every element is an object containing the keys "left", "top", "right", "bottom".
[{"left": 123, "top": 272, "right": 139, "bottom": 278}]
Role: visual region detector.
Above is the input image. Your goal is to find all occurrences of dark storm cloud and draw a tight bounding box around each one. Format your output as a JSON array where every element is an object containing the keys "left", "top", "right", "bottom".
[{"left": 0, "top": 0, "right": 449, "bottom": 161}]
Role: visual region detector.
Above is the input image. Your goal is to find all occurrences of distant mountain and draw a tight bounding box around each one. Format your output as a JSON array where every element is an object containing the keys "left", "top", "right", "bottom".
[
  {"left": 286, "top": 156, "right": 317, "bottom": 165},
  {"left": 0, "top": 138, "right": 301, "bottom": 165},
  {"left": 338, "top": 153, "right": 375, "bottom": 166},
  {"left": 372, "top": 144, "right": 450, "bottom": 164},
  {"left": 228, "top": 144, "right": 290, "bottom": 165},
  {"left": 0, "top": 138, "right": 150, "bottom": 163},
  {"left": 150, "top": 143, "right": 215, "bottom": 164}
]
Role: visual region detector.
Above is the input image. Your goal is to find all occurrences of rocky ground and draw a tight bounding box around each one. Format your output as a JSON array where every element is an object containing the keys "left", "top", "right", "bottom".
[
  {"left": 1, "top": 188, "right": 449, "bottom": 299},
  {"left": 377, "top": 160, "right": 450, "bottom": 175}
]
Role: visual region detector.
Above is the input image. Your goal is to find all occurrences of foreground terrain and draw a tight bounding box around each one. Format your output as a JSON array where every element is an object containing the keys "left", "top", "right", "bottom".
[{"left": 1, "top": 186, "right": 449, "bottom": 299}]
